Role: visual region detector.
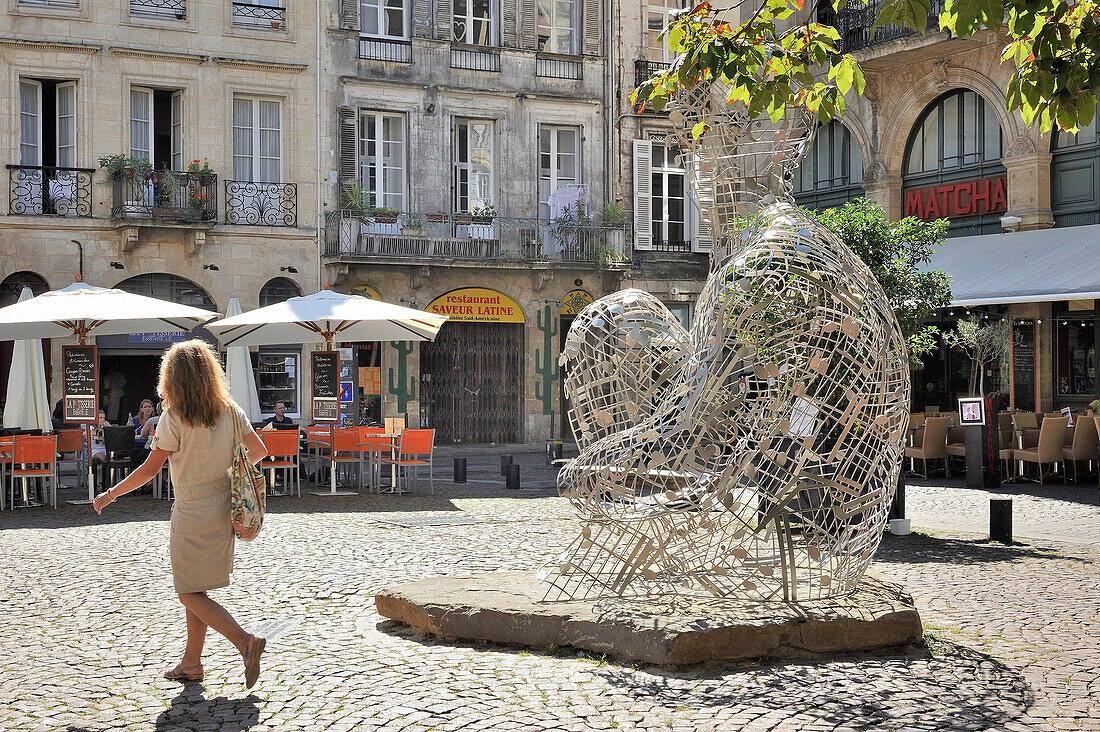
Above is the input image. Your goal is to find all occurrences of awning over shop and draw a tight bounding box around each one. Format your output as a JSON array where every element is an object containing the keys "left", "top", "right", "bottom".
[{"left": 923, "top": 224, "right": 1100, "bottom": 306}]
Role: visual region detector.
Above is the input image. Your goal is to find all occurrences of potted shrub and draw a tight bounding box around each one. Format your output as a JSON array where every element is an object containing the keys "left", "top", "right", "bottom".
[
  {"left": 471, "top": 203, "right": 497, "bottom": 225},
  {"left": 402, "top": 214, "right": 426, "bottom": 236},
  {"left": 341, "top": 184, "right": 373, "bottom": 217},
  {"left": 426, "top": 211, "right": 448, "bottom": 223},
  {"left": 151, "top": 168, "right": 183, "bottom": 218},
  {"left": 187, "top": 158, "right": 215, "bottom": 186},
  {"left": 371, "top": 206, "right": 401, "bottom": 223}
]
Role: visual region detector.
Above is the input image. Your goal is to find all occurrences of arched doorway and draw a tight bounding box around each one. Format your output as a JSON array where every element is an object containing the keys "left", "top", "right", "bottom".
[
  {"left": 259, "top": 277, "right": 302, "bottom": 306},
  {"left": 0, "top": 272, "right": 50, "bottom": 413},
  {"left": 793, "top": 120, "right": 865, "bottom": 211},
  {"left": 902, "top": 89, "right": 1006, "bottom": 236},
  {"left": 97, "top": 274, "right": 216, "bottom": 422},
  {"left": 256, "top": 277, "right": 304, "bottom": 417}
]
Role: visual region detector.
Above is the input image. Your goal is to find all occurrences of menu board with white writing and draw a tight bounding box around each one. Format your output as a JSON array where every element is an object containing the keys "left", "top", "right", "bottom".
[
  {"left": 1013, "top": 322, "right": 1036, "bottom": 412},
  {"left": 311, "top": 350, "right": 340, "bottom": 423},
  {"left": 63, "top": 345, "right": 98, "bottom": 423}
]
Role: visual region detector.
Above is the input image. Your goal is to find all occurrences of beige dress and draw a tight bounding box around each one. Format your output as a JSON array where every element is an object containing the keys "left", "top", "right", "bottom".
[{"left": 150, "top": 403, "right": 251, "bottom": 594}]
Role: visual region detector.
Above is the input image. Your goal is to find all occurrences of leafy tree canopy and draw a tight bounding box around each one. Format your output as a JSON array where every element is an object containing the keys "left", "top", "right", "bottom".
[{"left": 631, "top": 0, "right": 1099, "bottom": 133}]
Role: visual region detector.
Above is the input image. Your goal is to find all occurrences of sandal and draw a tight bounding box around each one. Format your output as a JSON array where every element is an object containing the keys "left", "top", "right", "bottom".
[
  {"left": 164, "top": 663, "right": 204, "bottom": 681},
  {"left": 243, "top": 634, "right": 266, "bottom": 689}
]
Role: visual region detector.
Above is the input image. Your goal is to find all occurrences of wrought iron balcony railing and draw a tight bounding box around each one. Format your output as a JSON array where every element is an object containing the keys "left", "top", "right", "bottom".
[
  {"left": 634, "top": 59, "right": 670, "bottom": 92},
  {"left": 817, "top": 0, "right": 945, "bottom": 52},
  {"left": 451, "top": 46, "right": 501, "bottom": 72},
  {"left": 325, "top": 210, "right": 630, "bottom": 266},
  {"left": 6, "top": 165, "right": 95, "bottom": 217},
  {"left": 652, "top": 239, "right": 692, "bottom": 253},
  {"left": 232, "top": 1, "right": 285, "bottom": 29},
  {"left": 225, "top": 181, "right": 297, "bottom": 226},
  {"left": 130, "top": 0, "right": 185, "bottom": 19},
  {"left": 360, "top": 37, "right": 412, "bottom": 62},
  {"left": 536, "top": 53, "right": 583, "bottom": 80},
  {"left": 111, "top": 169, "right": 217, "bottom": 223}
]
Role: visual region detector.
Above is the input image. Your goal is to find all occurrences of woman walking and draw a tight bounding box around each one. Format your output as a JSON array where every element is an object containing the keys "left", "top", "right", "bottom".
[{"left": 94, "top": 340, "right": 269, "bottom": 687}]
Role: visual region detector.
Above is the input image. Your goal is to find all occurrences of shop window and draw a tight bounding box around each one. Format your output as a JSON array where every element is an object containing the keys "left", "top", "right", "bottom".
[
  {"left": 454, "top": 118, "right": 494, "bottom": 213},
  {"left": 256, "top": 278, "right": 303, "bottom": 415},
  {"left": 360, "top": 111, "right": 406, "bottom": 211},
  {"left": 793, "top": 120, "right": 864, "bottom": 211},
  {"left": 538, "top": 0, "right": 579, "bottom": 54},
  {"left": 1056, "top": 314, "right": 1096, "bottom": 399},
  {"left": 538, "top": 125, "right": 580, "bottom": 221},
  {"left": 902, "top": 89, "right": 1005, "bottom": 237},
  {"left": 1051, "top": 106, "right": 1099, "bottom": 227}
]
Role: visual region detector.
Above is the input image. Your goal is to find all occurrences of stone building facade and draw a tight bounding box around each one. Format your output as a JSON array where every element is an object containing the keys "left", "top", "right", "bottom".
[{"left": 0, "top": 0, "right": 321, "bottom": 421}]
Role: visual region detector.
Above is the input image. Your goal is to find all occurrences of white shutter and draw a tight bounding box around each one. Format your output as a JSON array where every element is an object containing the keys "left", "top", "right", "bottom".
[
  {"left": 55, "top": 82, "right": 77, "bottom": 168},
  {"left": 632, "top": 139, "right": 652, "bottom": 250},
  {"left": 690, "top": 192, "right": 713, "bottom": 252},
  {"left": 19, "top": 81, "right": 42, "bottom": 166},
  {"left": 130, "top": 87, "right": 153, "bottom": 162},
  {"left": 171, "top": 91, "right": 183, "bottom": 171}
]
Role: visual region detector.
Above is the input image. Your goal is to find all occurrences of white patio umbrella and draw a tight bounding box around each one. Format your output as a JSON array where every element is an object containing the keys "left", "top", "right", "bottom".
[
  {"left": 223, "top": 296, "right": 261, "bottom": 423},
  {"left": 2, "top": 287, "right": 52, "bottom": 433},
  {"left": 206, "top": 289, "right": 447, "bottom": 495},
  {"left": 0, "top": 281, "right": 219, "bottom": 503}
]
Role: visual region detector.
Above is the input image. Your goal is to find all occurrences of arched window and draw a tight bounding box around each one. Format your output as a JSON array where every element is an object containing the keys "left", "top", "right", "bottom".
[
  {"left": 793, "top": 121, "right": 864, "bottom": 210},
  {"left": 1051, "top": 109, "right": 1099, "bottom": 227},
  {"left": 259, "top": 277, "right": 302, "bottom": 307},
  {"left": 0, "top": 271, "right": 48, "bottom": 306},
  {"left": 115, "top": 273, "right": 215, "bottom": 310},
  {"left": 902, "top": 89, "right": 1006, "bottom": 236}
]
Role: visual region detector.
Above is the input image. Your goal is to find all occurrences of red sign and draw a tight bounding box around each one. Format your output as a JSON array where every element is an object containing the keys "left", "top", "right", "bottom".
[{"left": 904, "top": 176, "right": 1007, "bottom": 220}]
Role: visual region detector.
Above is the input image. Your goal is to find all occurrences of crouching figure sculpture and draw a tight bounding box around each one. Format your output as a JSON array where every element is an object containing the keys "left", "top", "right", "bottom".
[{"left": 539, "top": 88, "right": 910, "bottom": 603}]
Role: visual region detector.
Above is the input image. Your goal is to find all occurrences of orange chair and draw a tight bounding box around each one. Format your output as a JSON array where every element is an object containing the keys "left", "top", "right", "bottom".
[
  {"left": 261, "top": 430, "right": 301, "bottom": 497},
  {"left": 11, "top": 435, "right": 59, "bottom": 508},
  {"left": 331, "top": 427, "right": 364, "bottom": 489},
  {"left": 357, "top": 426, "right": 386, "bottom": 492},
  {"left": 304, "top": 425, "right": 333, "bottom": 485},
  {"left": 0, "top": 437, "right": 13, "bottom": 510},
  {"left": 381, "top": 429, "right": 435, "bottom": 494},
  {"left": 56, "top": 428, "right": 86, "bottom": 489}
]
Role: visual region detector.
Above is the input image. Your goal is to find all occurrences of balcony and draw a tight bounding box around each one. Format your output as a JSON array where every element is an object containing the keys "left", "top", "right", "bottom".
[
  {"left": 634, "top": 60, "right": 670, "bottom": 92},
  {"left": 652, "top": 239, "right": 692, "bottom": 253},
  {"left": 111, "top": 169, "right": 216, "bottom": 223},
  {"left": 324, "top": 210, "right": 630, "bottom": 267},
  {"left": 360, "top": 37, "right": 412, "bottom": 63},
  {"left": 130, "top": 0, "right": 185, "bottom": 19},
  {"left": 225, "top": 181, "right": 297, "bottom": 227},
  {"left": 450, "top": 46, "right": 501, "bottom": 72},
  {"left": 536, "top": 53, "right": 583, "bottom": 80},
  {"left": 818, "top": 0, "right": 944, "bottom": 52},
  {"left": 6, "top": 165, "right": 94, "bottom": 217},
  {"left": 232, "top": 1, "right": 285, "bottom": 30}
]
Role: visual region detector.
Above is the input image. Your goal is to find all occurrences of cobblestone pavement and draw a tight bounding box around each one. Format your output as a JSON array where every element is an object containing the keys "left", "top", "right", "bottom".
[{"left": 0, "top": 452, "right": 1097, "bottom": 731}]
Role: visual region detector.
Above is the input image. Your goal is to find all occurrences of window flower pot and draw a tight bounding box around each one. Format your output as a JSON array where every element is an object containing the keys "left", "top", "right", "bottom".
[
  {"left": 372, "top": 212, "right": 399, "bottom": 223},
  {"left": 454, "top": 214, "right": 473, "bottom": 224},
  {"left": 472, "top": 215, "right": 494, "bottom": 225}
]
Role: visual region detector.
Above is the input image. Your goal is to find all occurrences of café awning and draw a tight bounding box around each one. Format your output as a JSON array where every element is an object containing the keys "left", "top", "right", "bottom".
[{"left": 925, "top": 224, "right": 1100, "bottom": 306}]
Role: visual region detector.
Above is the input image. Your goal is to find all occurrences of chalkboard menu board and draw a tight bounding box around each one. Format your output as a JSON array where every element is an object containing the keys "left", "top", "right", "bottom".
[
  {"left": 312, "top": 350, "right": 340, "bottom": 422},
  {"left": 1013, "top": 321, "right": 1036, "bottom": 411},
  {"left": 63, "top": 345, "right": 98, "bottom": 423}
]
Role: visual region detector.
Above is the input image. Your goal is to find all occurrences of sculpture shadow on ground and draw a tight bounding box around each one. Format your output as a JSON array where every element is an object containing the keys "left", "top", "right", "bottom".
[
  {"left": 152, "top": 683, "right": 261, "bottom": 731},
  {"left": 589, "top": 639, "right": 1034, "bottom": 729},
  {"left": 875, "top": 531, "right": 1083, "bottom": 565},
  {"left": 905, "top": 475, "right": 1100, "bottom": 507}
]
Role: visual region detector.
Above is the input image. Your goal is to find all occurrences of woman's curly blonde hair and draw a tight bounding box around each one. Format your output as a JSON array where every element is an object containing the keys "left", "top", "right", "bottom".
[{"left": 158, "top": 339, "right": 233, "bottom": 429}]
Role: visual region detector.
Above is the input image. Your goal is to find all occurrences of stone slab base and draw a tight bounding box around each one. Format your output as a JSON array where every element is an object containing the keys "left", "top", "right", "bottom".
[{"left": 375, "top": 570, "right": 923, "bottom": 666}]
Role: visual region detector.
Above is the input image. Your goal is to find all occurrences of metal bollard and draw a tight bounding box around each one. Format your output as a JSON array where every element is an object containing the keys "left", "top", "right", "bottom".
[
  {"left": 990, "top": 498, "right": 1013, "bottom": 543},
  {"left": 500, "top": 454, "right": 513, "bottom": 476},
  {"left": 453, "top": 457, "right": 466, "bottom": 483},
  {"left": 546, "top": 440, "right": 563, "bottom": 466},
  {"left": 506, "top": 463, "right": 520, "bottom": 490}
]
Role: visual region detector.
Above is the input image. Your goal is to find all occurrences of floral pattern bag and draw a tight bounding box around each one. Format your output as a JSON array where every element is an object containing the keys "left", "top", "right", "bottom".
[{"left": 229, "top": 411, "right": 266, "bottom": 541}]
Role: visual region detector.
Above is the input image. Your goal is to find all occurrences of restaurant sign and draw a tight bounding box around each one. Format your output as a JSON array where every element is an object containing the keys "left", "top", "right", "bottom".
[
  {"left": 560, "top": 289, "right": 594, "bottom": 315},
  {"left": 904, "top": 176, "right": 1007, "bottom": 220},
  {"left": 350, "top": 285, "right": 382, "bottom": 300},
  {"left": 427, "top": 288, "right": 525, "bottom": 323}
]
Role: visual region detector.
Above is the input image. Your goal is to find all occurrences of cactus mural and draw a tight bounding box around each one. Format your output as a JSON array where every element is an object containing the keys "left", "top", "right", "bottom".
[
  {"left": 387, "top": 340, "right": 416, "bottom": 414},
  {"left": 534, "top": 303, "right": 559, "bottom": 415}
]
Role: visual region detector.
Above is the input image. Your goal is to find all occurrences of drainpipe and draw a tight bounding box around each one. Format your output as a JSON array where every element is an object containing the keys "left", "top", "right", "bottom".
[
  {"left": 316, "top": 0, "right": 324, "bottom": 291},
  {"left": 604, "top": 0, "right": 615, "bottom": 206}
]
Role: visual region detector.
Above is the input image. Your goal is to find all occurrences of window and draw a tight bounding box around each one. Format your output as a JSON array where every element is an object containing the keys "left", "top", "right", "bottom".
[
  {"left": 116, "top": 273, "right": 214, "bottom": 309},
  {"left": 1051, "top": 106, "right": 1099, "bottom": 227},
  {"left": 793, "top": 121, "right": 864, "bottom": 211},
  {"left": 539, "top": 126, "right": 580, "bottom": 221},
  {"left": 902, "top": 89, "right": 1005, "bottom": 236},
  {"left": 233, "top": 0, "right": 286, "bottom": 29},
  {"left": 15, "top": 79, "right": 84, "bottom": 216},
  {"left": 130, "top": 87, "right": 183, "bottom": 169},
  {"left": 256, "top": 278, "right": 303, "bottom": 416},
  {"left": 1056, "top": 314, "right": 1096, "bottom": 399},
  {"left": 454, "top": 119, "right": 494, "bottom": 213},
  {"left": 233, "top": 97, "right": 281, "bottom": 183},
  {"left": 650, "top": 141, "right": 686, "bottom": 249},
  {"left": 130, "top": 0, "right": 186, "bottom": 20},
  {"left": 646, "top": 0, "right": 686, "bottom": 62},
  {"left": 453, "top": 0, "right": 496, "bottom": 45},
  {"left": 259, "top": 277, "right": 301, "bottom": 306},
  {"left": 359, "top": 112, "right": 406, "bottom": 211},
  {"left": 18, "top": 0, "right": 79, "bottom": 7},
  {"left": 538, "top": 0, "right": 579, "bottom": 54},
  {"left": 361, "top": 0, "right": 406, "bottom": 37}
]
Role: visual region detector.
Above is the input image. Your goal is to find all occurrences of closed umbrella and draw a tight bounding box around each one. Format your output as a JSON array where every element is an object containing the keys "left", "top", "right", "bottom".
[
  {"left": 224, "top": 296, "right": 261, "bottom": 423},
  {"left": 2, "top": 287, "right": 52, "bottom": 433}
]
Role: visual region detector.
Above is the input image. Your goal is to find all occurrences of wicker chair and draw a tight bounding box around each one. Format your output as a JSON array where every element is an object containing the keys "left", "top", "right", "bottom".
[
  {"left": 1063, "top": 415, "right": 1098, "bottom": 483},
  {"left": 1013, "top": 416, "right": 1068, "bottom": 485},
  {"left": 904, "top": 416, "right": 951, "bottom": 477}
]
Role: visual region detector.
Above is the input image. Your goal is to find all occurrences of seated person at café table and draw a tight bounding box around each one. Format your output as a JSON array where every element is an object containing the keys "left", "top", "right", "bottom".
[
  {"left": 129, "top": 398, "right": 156, "bottom": 468},
  {"left": 1087, "top": 400, "right": 1100, "bottom": 417},
  {"left": 90, "top": 410, "right": 109, "bottom": 486},
  {"left": 262, "top": 401, "right": 296, "bottom": 429}
]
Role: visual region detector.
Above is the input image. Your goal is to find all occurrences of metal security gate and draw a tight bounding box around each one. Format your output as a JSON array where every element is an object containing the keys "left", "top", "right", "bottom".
[{"left": 421, "top": 323, "right": 523, "bottom": 443}]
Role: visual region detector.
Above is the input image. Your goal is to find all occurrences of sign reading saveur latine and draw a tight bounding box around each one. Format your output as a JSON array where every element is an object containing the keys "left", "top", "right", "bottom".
[
  {"left": 427, "top": 289, "right": 525, "bottom": 323},
  {"left": 904, "top": 176, "right": 1007, "bottom": 220}
]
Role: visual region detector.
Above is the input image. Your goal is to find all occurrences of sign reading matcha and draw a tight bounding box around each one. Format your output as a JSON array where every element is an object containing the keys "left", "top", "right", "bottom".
[{"left": 427, "top": 289, "right": 525, "bottom": 323}]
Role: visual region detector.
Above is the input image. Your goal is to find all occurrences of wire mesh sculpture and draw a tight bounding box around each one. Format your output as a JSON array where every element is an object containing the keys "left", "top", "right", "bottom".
[{"left": 539, "top": 85, "right": 910, "bottom": 603}]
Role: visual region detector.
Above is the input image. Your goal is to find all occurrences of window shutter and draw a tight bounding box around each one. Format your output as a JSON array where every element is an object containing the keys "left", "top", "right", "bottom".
[
  {"left": 170, "top": 90, "right": 183, "bottom": 171},
  {"left": 55, "top": 82, "right": 77, "bottom": 169},
  {"left": 632, "top": 139, "right": 652, "bottom": 250},
  {"left": 582, "top": 0, "right": 598, "bottom": 55},
  {"left": 502, "top": 0, "right": 517, "bottom": 47},
  {"left": 19, "top": 81, "right": 42, "bottom": 167},
  {"left": 690, "top": 192, "right": 713, "bottom": 253},
  {"left": 130, "top": 87, "right": 153, "bottom": 162},
  {"left": 338, "top": 106, "right": 358, "bottom": 197},
  {"left": 414, "top": 0, "right": 431, "bottom": 37},
  {"left": 519, "top": 0, "right": 537, "bottom": 49},
  {"left": 340, "top": 0, "right": 361, "bottom": 30},
  {"left": 436, "top": 0, "right": 452, "bottom": 39}
]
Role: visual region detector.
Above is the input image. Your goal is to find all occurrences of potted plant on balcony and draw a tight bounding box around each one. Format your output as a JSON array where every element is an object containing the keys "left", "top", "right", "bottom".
[
  {"left": 188, "top": 158, "right": 215, "bottom": 186},
  {"left": 98, "top": 154, "right": 153, "bottom": 181},
  {"left": 341, "top": 184, "right": 373, "bottom": 218},
  {"left": 151, "top": 168, "right": 183, "bottom": 219},
  {"left": 471, "top": 203, "right": 497, "bottom": 225},
  {"left": 402, "top": 214, "right": 426, "bottom": 236},
  {"left": 371, "top": 206, "right": 401, "bottom": 223}
]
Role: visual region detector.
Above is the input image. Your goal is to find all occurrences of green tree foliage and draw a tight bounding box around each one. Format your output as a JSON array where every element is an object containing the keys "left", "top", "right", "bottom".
[
  {"left": 807, "top": 199, "right": 952, "bottom": 370},
  {"left": 943, "top": 316, "right": 1012, "bottom": 395},
  {"left": 632, "top": 0, "right": 1100, "bottom": 133}
]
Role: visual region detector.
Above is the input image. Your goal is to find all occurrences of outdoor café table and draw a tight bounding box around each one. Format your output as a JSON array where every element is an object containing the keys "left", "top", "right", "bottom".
[{"left": 359, "top": 434, "right": 400, "bottom": 493}]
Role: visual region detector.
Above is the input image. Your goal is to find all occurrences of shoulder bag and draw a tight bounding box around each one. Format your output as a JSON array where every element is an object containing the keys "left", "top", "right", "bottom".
[{"left": 229, "top": 410, "right": 267, "bottom": 541}]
